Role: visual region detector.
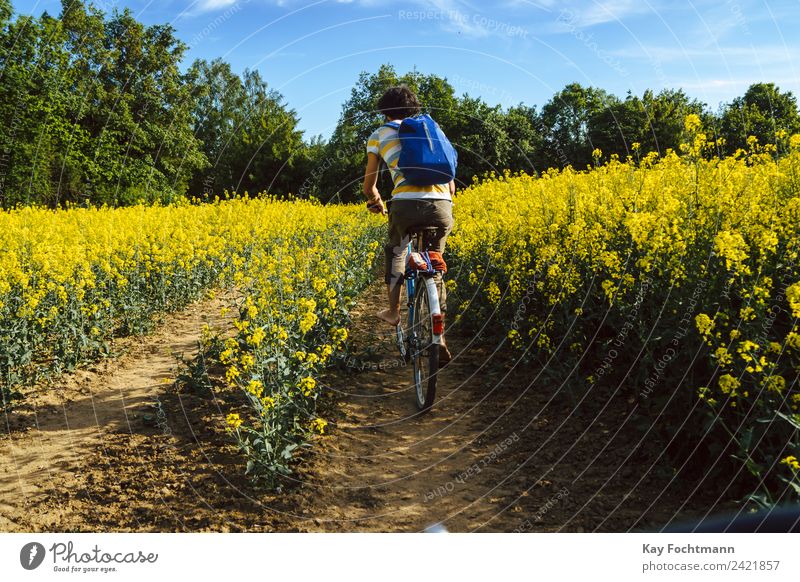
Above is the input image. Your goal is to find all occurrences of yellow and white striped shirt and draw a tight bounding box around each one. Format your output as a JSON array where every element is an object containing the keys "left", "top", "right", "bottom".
[{"left": 366, "top": 124, "right": 451, "bottom": 201}]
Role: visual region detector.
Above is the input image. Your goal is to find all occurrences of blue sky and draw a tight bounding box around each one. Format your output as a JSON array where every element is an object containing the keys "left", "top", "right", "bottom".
[{"left": 13, "top": 0, "right": 800, "bottom": 139}]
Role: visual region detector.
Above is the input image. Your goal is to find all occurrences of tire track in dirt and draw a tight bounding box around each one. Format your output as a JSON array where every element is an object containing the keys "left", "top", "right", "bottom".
[
  {"left": 0, "top": 293, "right": 233, "bottom": 531},
  {"left": 265, "top": 284, "right": 718, "bottom": 532}
]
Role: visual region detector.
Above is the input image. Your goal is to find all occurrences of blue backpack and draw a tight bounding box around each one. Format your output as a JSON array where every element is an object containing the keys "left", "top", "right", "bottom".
[{"left": 383, "top": 114, "right": 458, "bottom": 186}]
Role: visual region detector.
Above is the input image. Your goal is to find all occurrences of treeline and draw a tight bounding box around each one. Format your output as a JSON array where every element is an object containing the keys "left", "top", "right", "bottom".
[{"left": 1, "top": 1, "right": 800, "bottom": 208}]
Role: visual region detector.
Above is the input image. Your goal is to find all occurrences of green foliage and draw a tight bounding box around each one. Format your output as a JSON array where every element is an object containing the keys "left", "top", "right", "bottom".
[
  {"left": 588, "top": 89, "right": 706, "bottom": 160},
  {"left": 719, "top": 82, "right": 800, "bottom": 154},
  {"left": 186, "top": 59, "right": 306, "bottom": 199},
  {"left": 0, "top": 1, "right": 205, "bottom": 207},
  {"left": 540, "top": 82, "right": 615, "bottom": 169}
]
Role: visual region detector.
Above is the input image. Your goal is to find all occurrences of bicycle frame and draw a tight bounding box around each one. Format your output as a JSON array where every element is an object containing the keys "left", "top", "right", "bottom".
[
  {"left": 404, "top": 242, "right": 416, "bottom": 329},
  {"left": 403, "top": 240, "right": 443, "bottom": 345},
  {"left": 394, "top": 231, "right": 446, "bottom": 410}
]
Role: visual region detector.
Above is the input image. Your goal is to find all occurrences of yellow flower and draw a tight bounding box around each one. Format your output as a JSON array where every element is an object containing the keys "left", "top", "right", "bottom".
[
  {"left": 787, "top": 282, "right": 800, "bottom": 318},
  {"left": 332, "top": 327, "right": 348, "bottom": 344},
  {"left": 695, "top": 314, "right": 714, "bottom": 336},
  {"left": 718, "top": 374, "right": 740, "bottom": 396},
  {"left": 737, "top": 340, "right": 760, "bottom": 360},
  {"left": 298, "top": 376, "right": 317, "bottom": 397},
  {"left": 248, "top": 326, "right": 266, "bottom": 347},
  {"left": 225, "top": 365, "right": 240, "bottom": 384},
  {"left": 240, "top": 353, "right": 255, "bottom": 371},
  {"left": 713, "top": 347, "right": 732, "bottom": 366},
  {"left": 486, "top": 281, "right": 501, "bottom": 304},
  {"left": 714, "top": 231, "right": 749, "bottom": 272},
  {"left": 299, "top": 311, "right": 318, "bottom": 334},
  {"left": 246, "top": 379, "right": 263, "bottom": 396},
  {"left": 309, "top": 417, "right": 328, "bottom": 434},
  {"left": 780, "top": 456, "right": 800, "bottom": 471},
  {"left": 277, "top": 326, "right": 288, "bottom": 341},
  {"left": 225, "top": 413, "right": 243, "bottom": 431},
  {"left": 684, "top": 113, "right": 702, "bottom": 133},
  {"left": 763, "top": 375, "right": 785, "bottom": 394}
]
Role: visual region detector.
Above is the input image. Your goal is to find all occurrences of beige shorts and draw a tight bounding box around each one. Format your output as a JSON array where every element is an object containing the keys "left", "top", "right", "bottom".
[{"left": 384, "top": 198, "right": 453, "bottom": 310}]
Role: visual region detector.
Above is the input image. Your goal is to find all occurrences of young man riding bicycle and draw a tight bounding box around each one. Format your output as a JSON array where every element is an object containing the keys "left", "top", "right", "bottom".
[{"left": 362, "top": 85, "right": 455, "bottom": 363}]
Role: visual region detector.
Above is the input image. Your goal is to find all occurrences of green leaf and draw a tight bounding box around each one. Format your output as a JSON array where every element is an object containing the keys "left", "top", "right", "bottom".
[{"left": 776, "top": 411, "right": 800, "bottom": 430}]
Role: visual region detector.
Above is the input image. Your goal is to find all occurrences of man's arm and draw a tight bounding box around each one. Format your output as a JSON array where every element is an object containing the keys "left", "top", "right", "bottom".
[{"left": 363, "top": 152, "right": 385, "bottom": 213}]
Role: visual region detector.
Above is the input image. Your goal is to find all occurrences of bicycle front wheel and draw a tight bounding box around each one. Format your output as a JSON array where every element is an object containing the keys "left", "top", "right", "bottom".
[{"left": 410, "top": 277, "right": 439, "bottom": 411}]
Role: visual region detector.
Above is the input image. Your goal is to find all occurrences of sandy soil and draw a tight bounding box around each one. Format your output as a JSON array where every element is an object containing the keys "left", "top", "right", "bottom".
[{"left": 0, "top": 285, "right": 721, "bottom": 532}]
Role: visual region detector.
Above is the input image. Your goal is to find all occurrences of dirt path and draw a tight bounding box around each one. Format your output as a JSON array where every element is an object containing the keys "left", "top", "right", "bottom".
[
  {"left": 0, "top": 293, "right": 232, "bottom": 531},
  {"left": 0, "top": 285, "right": 718, "bottom": 532}
]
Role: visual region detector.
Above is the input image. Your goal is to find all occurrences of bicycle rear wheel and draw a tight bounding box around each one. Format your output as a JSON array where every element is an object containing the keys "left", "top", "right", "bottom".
[{"left": 410, "top": 277, "right": 439, "bottom": 411}]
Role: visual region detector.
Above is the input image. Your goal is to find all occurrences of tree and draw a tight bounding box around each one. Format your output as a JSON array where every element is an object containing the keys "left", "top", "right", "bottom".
[
  {"left": 587, "top": 93, "right": 640, "bottom": 159},
  {"left": 447, "top": 95, "right": 512, "bottom": 182},
  {"left": 540, "top": 83, "right": 615, "bottom": 169},
  {"left": 719, "top": 83, "right": 800, "bottom": 154},
  {"left": 500, "top": 104, "right": 544, "bottom": 175},
  {"left": 639, "top": 89, "right": 706, "bottom": 155},
  {"left": 186, "top": 59, "right": 305, "bottom": 198},
  {"left": 0, "top": 0, "right": 205, "bottom": 207},
  {"left": 587, "top": 89, "right": 706, "bottom": 160}
]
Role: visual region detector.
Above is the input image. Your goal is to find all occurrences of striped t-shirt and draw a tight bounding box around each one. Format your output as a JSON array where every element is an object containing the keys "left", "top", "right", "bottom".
[{"left": 366, "top": 124, "right": 452, "bottom": 201}]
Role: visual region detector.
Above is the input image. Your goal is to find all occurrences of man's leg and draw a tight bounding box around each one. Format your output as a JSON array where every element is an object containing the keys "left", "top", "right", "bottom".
[
  {"left": 377, "top": 281, "right": 403, "bottom": 326},
  {"left": 378, "top": 203, "right": 410, "bottom": 325}
]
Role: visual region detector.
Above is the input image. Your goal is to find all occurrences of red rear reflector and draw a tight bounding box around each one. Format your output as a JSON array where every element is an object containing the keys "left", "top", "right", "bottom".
[{"left": 432, "top": 314, "right": 444, "bottom": 335}]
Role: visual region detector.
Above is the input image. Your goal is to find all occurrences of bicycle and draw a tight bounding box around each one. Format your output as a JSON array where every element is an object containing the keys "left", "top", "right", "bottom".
[{"left": 395, "top": 226, "right": 446, "bottom": 411}]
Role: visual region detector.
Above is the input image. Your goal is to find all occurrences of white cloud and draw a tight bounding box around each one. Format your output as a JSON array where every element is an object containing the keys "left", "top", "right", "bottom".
[
  {"left": 554, "top": 0, "right": 655, "bottom": 29},
  {"left": 196, "top": 0, "right": 239, "bottom": 12}
]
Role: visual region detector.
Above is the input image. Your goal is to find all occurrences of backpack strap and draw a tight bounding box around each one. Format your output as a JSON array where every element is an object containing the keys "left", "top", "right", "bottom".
[
  {"left": 421, "top": 251, "right": 434, "bottom": 274},
  {"left": 381, "top": 120, "right": 401, "bottom": 129}
]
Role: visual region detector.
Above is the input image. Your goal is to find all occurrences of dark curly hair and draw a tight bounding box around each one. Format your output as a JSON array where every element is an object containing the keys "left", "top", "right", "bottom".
[{"left": 376, "top": 85, "right": 421, "bottom": 120}]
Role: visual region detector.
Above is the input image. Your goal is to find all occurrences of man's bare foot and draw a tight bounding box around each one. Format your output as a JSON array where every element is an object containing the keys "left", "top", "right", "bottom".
[{"left": 376, "top": 308, "right": 401, "bottom": 326}]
